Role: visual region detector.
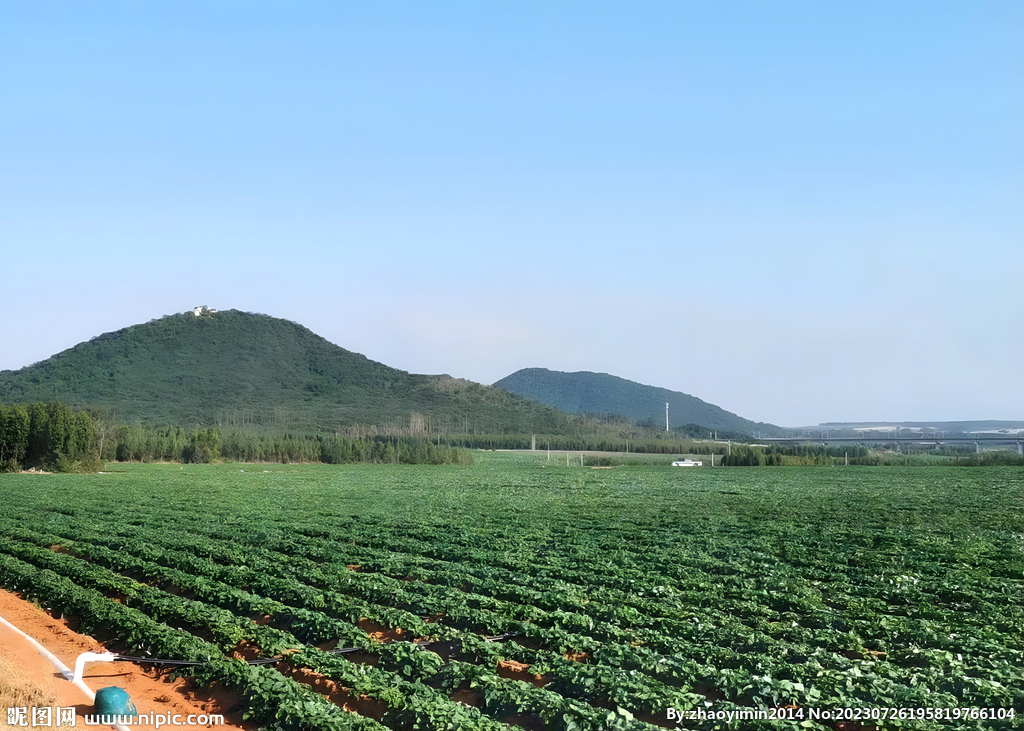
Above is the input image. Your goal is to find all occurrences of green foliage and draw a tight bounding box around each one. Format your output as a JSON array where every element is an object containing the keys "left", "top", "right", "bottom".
[
  {"left": 0, "top": 403, "right": 29, "bottom": 470},
  {"left": 106, "top": 424, "right": 473, "bottom": 465},
  {"left": 0, "top": 458, "right": 1020, "bottom": 730},
  {"left": 0, "top": 400, "right": 99, "bottom": 472},
  {"left": 494, "top": 368, "right": 781, "bottom": 436},
  {"left": 720, "top": 444, "right": 765, "bottom": 466},
  {"left": 184, "top": 428, "right": 220, "bottom": 464},
  {"left": 0, "top": 311, "right": 795, "bottom": 444},
  {"left": 950, "top": 451, "right": 1024, "bottom": 467},
  {"left": 0, "top": 310, "right": 571, "bottom": 434},
  {"left": 719, "top": 443, "right": 1024, "bottom": 468}
]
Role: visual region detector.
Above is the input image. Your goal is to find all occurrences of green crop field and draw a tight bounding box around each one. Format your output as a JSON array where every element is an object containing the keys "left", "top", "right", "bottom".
[{"left": 0, "top": 454, "right": 1021, "bottom": 730}]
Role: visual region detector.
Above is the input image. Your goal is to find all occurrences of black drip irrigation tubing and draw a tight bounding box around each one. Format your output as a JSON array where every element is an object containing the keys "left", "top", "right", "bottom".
[
  {"left": 111, "top": 633, "right": 519, "bottom": 668},
  {"left": 113, "top": 654, "right": 281, "bottom": 667}
]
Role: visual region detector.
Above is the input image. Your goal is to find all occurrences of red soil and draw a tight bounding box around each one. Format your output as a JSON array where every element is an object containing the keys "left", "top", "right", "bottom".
[
  {"left": 276, "top": 664, "right": 386, "bottom": 719},
  {"left": 357, "top": 618, "right": 406, "bottom": 643},
  {"left": 0, "top": 589, "right": 255, "bottom": 730},
  {"left": 496, "top": 659, "right": 549, "bottom": 688}
]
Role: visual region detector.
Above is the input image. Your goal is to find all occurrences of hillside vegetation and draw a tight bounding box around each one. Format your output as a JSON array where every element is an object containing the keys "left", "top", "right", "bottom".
[
  {"left": 0, "top": 310, "right": 568, "bottom": 433},
  {"left": 494, "top": 368, "right": 780, "bottom": 436}
]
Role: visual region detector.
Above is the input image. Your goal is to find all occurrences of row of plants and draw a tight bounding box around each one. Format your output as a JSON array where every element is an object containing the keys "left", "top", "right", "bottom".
[
  {"left": 0, "top": 460, "right": 1020, "bottom": 729},
  {"left": 2, "top": 492, "right": 1019, "bottom": 727},
  {"left": 0, "top": 551, "right": 387, "bottom": 730},
  {"left": 2, "top": 527, "right": 663, "bottom": 730},
  {"left": 2, "top": 521, "right": 679, "bottom": 722}
]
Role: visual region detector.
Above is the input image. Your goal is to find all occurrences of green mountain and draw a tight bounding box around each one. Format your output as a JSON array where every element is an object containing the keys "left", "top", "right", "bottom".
[
  {"left": 494, "top": 368, "right": 781, "bottom": 436},
  {"left": 0, "top": 309, "right": 567, "bottom": 433}
]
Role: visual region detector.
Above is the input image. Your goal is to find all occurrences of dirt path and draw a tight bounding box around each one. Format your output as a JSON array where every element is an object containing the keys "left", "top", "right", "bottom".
[{"left": 0, "top": 590, "right": 255, "bottom": 730}]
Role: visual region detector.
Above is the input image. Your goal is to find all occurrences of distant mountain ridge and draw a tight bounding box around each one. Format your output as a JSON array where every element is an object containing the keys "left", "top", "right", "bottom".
[
  {"left": 0, "top": 309, "right": 567, "bottom": 433},
  {"left": 493, "top": 368, "right": 781, "bottom": 436}
]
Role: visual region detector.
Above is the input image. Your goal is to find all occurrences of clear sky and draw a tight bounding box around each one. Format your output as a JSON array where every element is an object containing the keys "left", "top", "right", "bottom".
[{"left": 2, "top": 2, "right": 1021, "bottom": 427}]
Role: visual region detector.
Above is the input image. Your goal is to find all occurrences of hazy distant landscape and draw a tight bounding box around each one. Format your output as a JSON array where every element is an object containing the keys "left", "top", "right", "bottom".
[
  {"left": 5, "top": 308, "right": 1022, "bottom": 437},
  {"left": 2, "top": 308, "right": 1022, "bottom": 474}
]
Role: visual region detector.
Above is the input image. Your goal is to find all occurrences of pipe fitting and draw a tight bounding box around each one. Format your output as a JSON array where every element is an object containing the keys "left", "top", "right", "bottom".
[{"left": 73, "top": 651, "right": 117, "bottom": 684}]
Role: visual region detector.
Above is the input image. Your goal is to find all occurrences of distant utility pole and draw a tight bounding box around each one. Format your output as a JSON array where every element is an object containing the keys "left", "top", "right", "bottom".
[{"left": 666, "top": 403, "right": 669, "bottom": 432}]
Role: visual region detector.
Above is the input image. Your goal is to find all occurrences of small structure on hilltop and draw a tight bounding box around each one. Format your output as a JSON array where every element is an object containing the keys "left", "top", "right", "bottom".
[{"left": 192, "top": 305, "right": 218, "bottom": 317}]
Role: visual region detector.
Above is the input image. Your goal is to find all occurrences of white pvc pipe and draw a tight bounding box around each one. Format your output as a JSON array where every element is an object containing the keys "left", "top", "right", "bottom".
[
  {"left": 0, "top": 613, "right": 131, "bottom": 731},
  {"left": 74, "top": 651, "right": 118, "bottom": 685}
]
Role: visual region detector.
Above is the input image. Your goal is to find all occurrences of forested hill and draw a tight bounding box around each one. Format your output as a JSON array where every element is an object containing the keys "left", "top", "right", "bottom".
[
  {"left": 0, "top": 310, "right": 568, "bottom": 433},
  {"left": 494, "top": 368, "right": 781, "bottom": 436}
]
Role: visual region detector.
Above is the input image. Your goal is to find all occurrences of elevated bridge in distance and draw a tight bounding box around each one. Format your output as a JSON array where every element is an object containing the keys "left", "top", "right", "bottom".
[{"left": 760, "top": 435, "right": 1024, "bottom": 455}]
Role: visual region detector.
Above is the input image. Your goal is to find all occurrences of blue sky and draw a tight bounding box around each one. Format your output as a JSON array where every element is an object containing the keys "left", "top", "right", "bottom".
[{"left": 2, "top": 2, "right": 1021, "bottom": 426}]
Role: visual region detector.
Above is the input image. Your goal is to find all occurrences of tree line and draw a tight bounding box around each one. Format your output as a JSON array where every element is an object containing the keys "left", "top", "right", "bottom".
[
  {"left": 7, "top": 401, "right": 1012, "bottom": 472},
  {"left": 112, "top": 425, "right": 472, "bottom": 465},
  {"left": 0, "top": 403, "right": 744, "bottom": 470},
  {"left": 715, "top": 443, "right": 1021, "bottom": 466},
  {"left": 0, "top": 401, "right": 100, "bottom": 472},
  {"left": 0, "top": 402, "right": 473, "bottom": 470}
]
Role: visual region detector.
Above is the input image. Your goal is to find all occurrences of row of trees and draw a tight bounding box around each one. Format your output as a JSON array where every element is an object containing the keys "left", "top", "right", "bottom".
[
  {"left": 112, "top": 425, "right": 472, "bottom": 465},
  {"left": 0, "top": 401, "right": 100, "bottom": 472},
  {"left": 718, "top": 444, "right": 881, "bottom": 466},
  {"left": 9, "top": 401, "right": 1012, "bottom": 472},
  {"left": 0, "top": 401, "right": 777, "bottom": 471},
  {"left": 0, "top": 402, "right": 475, "bottom": 470},
  {"left": 715, "top": 443, "right": 1011, "bottom": 467}
]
